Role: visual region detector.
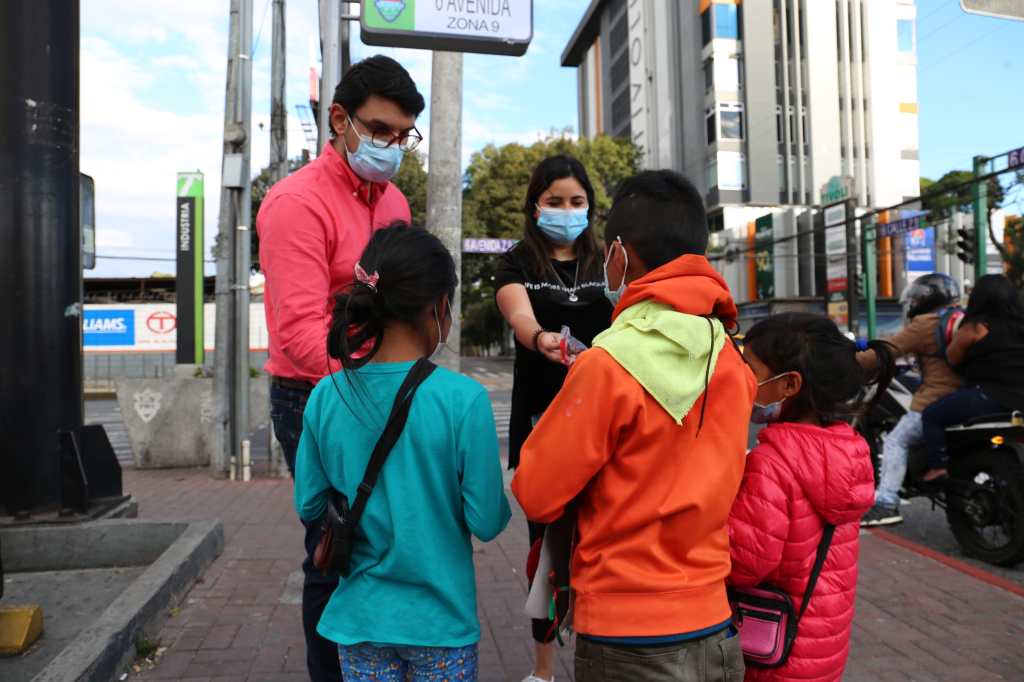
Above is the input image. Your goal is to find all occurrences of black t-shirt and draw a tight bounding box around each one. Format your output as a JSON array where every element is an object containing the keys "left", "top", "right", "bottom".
[
  {"left": 962, "top": 318, "right": 1024, "bottom": 411},
  {"left": 494, "top": 244, "right": 613, "bottom": 468}
]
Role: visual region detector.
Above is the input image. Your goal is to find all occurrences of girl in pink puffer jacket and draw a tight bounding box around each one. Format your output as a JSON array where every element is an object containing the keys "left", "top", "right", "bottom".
[{"left": 729, "top": 313, "right": 897, "bottom": 682}]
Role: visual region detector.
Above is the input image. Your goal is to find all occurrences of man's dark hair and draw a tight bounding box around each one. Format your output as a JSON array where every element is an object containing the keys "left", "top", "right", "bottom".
[
  {"left": 604, "top": 170, "right": 708, "bottom": 270},
  {"left": 332, "top": 55, "right": 425, "bottom": 121}
]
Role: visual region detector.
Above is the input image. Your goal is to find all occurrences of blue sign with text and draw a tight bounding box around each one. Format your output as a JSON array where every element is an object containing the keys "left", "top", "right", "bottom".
[
  {"left": 906, "top": 228, "right": 935, "bottom": 276},
  {"left": 83, "top": 309, "right": 135, "bottom": 346}
]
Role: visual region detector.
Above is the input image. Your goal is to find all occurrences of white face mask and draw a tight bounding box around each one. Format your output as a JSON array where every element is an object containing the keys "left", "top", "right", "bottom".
[
  {"left": 432, "top": 302, "right": 451, "bottom": 358},
  {"left": 603, "top": 237, "right": 628, "bottom": 308}
]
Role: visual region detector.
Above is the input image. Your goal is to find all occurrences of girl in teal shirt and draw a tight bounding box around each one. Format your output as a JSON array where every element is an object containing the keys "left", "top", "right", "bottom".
[{"left": 294, "top": 224, "right": 511, "bottom": 681}]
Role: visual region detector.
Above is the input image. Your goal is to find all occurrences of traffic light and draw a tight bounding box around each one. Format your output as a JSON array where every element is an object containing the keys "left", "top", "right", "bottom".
[{"left": 956, "top": 227, "right": 976, "bottom": 265}]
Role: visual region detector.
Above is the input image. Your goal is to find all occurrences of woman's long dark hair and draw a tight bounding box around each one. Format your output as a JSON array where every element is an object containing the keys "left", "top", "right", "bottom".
[
  {"left": 745, "top": 313, "right": 897, "bottom": 424},
  {"left": 519, "top": 154, "right": 601, "bottom": 280},
  {"left": 964, "top": 274, "right": 1024, "bottom": 328},
  {"left": 327, "top": 222, "right": 457, "bottom": 369}
]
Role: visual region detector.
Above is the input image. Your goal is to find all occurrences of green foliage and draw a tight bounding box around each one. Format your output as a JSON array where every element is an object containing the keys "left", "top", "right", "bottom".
[
  {"left": 459, "top": 133, "right": 641, "bottom": 351},
  {"left": 1000, "top": 215, "right": 1024, "bottom": 288},
  {"left": 391, "top": 151, "right": 428, "bottom": 227},
  {"left": 920, "top": 170, "right": 1005, "bottom": 219}
]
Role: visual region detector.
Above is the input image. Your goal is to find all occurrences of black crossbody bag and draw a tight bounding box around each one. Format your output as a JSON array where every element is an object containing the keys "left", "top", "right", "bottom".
[{"left": 313, "top": 358, "right": 437, "bottom": 577}]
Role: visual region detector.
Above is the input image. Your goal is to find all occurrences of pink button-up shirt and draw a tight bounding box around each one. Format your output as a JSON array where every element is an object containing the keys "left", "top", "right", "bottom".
[{"left": 257, "top": 142, "right": 411, "bottom": 383}]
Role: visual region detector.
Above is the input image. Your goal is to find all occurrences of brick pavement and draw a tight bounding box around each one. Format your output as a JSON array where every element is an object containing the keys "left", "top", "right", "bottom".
[{"left": 124, "top": 468, "right": 1024, "bottom": 681}]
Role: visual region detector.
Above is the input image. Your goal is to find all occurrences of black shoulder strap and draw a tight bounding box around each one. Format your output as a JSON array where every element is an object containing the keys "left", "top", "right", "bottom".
[
  {"left": 796, "top": 524, "right": 835, "bottom": 623},
  {"left": 346, "top": 358, "right": 437, "bottom": 525}
]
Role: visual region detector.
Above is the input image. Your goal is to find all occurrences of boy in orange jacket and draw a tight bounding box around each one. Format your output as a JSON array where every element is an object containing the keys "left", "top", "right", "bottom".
[{"left": 512, "top": 170, "right": 755, "bottom": 682}]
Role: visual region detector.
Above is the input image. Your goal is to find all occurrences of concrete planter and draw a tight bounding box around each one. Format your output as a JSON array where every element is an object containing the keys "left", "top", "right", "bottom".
[{"left": 115, "top": 366, "right": 268, "bottom": 468}]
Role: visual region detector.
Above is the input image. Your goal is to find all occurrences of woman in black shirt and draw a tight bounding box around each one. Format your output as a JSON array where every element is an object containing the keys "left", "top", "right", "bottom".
[
  {"left": 922, "top": 274, "right": 1024, "bottom": 480},
  {"left": 495, "top": 155, "right": 612, "bottom": 682}
]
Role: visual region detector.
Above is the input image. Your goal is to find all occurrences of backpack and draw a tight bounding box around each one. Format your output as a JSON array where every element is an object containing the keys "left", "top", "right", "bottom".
[{"left": 934, "top": 306, "right": 965, "bottom": 362}]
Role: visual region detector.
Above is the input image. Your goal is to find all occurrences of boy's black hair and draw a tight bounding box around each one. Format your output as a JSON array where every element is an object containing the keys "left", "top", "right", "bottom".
[
  {"left": 604, "top": 170, "right": 708, "bottom": 271},
  {"left": 744, "top": 313, "right": 897, "bottom": 424},
  {"left": 332, "top": 55, "right": 425, "bottom": 122}
]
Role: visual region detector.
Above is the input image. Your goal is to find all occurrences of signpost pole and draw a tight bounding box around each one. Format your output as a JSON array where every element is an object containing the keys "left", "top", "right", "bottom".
[
  {"left": 972, "top": 155, "right": 989, "bottom": 280},
  {"left": 863, "top": 218, "right": 878, "bottom": 340},
  {"left": 270, "top": 0, "right": 287, "bottom": 183},
  {"left": 425, "top": 51, "right": 463, "bottom": 372}
]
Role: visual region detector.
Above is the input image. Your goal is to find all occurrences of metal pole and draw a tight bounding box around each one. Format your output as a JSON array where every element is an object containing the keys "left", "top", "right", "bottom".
[
  {"left": 845, "top": 198, "right": 859, "bottom": 336},
  {"left": 213, "top": 0, "right": 242, "bottom": 477},
  {"left": 318, "top": 0, "right": 341, "bottom": 153},
  {"left": 863, "top": 219, "right": 878, "bottom": 339},
  {"left": 0, "top": 0, "right": 82, "bottom": 512},
  {"left": 425, "top": 51, "right": 463, "bottom": 372},
  {"left": 270, "top": 0, "right": 288, "bottom": 183},
  {"left": 972, "top": 155, "right": 989, "bottom": 280},
  {"left": 341, "top": 1, "right": 352, "bottom": 75},
  {"left": 234, "top": 0, "right": 253, "bottom": 477}
]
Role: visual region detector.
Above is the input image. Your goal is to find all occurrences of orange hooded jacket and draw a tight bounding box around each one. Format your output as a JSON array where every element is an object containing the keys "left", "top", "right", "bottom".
[{"left": 511, "top": 255, "right": 756, "bottom": 637}]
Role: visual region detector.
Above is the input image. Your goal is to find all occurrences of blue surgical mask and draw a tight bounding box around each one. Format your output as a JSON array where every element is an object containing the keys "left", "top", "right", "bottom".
[
  {"left": 345, "top": 118, "right": 405, "bottom": 183},
  {"left": 536, "top": 206, "right": 589, "bottom": 245},
  {"left": 750, "top": 373, "right": 791, "bottom": 424},
  {"left": 603, "top": 237, "right": 628, "bottom": 308}
]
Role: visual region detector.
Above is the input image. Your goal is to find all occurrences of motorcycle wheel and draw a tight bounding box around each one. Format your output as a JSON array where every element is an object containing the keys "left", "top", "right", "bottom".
[{"left": 946, "top": 450, "right": 1024, "bottom": 567}]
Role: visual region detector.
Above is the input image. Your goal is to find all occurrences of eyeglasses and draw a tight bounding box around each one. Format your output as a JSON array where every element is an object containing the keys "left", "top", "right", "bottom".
[{"left": 349, "top": 113, "right": 423, "bottom": 152}]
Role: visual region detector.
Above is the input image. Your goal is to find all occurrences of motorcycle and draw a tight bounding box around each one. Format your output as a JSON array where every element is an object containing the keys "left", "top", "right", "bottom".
[{"left": 855, "top": 365, "right": 1024, "bottom": 567}]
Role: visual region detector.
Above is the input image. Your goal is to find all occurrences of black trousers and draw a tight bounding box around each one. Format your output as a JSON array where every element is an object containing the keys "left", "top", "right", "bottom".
[{"left": 271, "top": 383, "right": 342, "bottom": 682}]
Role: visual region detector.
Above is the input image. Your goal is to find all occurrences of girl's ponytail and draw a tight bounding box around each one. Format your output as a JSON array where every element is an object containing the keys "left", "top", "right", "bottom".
[{"left": 861, "top": 338, "right": 898, "bottom": 414}]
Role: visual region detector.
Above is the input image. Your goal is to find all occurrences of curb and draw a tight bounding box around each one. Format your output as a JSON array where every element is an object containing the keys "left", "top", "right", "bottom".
[
  {"left": 868, "top": 528, "right": 1024, "bottom": 599},
  {"left": 30, "top": 519, "right": 224, "bottom": 682}
]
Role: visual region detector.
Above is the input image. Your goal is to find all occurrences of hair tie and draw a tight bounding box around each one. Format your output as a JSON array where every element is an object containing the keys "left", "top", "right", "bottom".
[{"left": 354, "top": 262, "right": 380, "bottom": 292}]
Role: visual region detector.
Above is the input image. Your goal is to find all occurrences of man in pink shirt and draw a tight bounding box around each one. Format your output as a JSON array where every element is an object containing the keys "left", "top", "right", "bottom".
[{"left": 256, "top": 55, "right": 424, "bottom": 682}]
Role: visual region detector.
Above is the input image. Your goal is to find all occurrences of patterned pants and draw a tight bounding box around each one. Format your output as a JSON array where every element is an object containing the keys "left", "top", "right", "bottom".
[{"left": 338, "top": 643, "right": 478, "bottom": 681}]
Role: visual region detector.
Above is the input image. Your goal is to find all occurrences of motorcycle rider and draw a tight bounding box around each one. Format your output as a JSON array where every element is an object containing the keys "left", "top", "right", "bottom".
[{"left": 858, "top": 273, "right": 962, "bottom": 526}]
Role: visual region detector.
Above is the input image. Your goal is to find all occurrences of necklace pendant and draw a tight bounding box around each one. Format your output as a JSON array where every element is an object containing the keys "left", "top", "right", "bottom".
[{"left": 568, "top": 292, "right": 579, "bottom": 303}]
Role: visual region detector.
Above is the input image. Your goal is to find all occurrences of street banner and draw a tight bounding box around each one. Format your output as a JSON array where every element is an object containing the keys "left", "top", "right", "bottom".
[
  {"left": 361, "top": 0, "right": 533, "bottom": 56},
  {"left": 176, "top": 172, "right": 204, "bottom": 364},
  {"left": 83, "top": 303, "right": 268, "bottom": 353}
]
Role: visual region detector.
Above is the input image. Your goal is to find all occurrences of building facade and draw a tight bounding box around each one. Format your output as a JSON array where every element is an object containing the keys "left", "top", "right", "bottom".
[{"left": 564, "top": 0, "right": 922, "bottom": 301}]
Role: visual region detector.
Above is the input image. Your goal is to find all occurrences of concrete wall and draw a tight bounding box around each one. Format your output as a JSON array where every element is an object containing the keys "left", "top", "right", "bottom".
[
  {"left": 804, "top": 0, "right": 843, "bottom": 203},
  {"left": 742, "top": 0, "right": 780, "bottom": 204}
]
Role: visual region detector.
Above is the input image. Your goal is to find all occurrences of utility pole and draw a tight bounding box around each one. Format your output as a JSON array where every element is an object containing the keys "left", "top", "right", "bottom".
[
  {"left": 425, "top": 51, "right": 463, "bottom": 371},
  {"left": 270, "top": 0, "right": 287, "bottom": 183},
  {"left": 972, "top": 155, "right": 989, "bottom": 280},
  {"left": 213, "top": 0, "right": 253, "bottom": 478},
  {"left": 317, "top": 0, "right": 342, "bottom": 152},
  {"left": 341, "top": 1, "right": 353, "bottom": 75},
  {"left": 1, "top": 0, "right": 82, "bottom": 513}
]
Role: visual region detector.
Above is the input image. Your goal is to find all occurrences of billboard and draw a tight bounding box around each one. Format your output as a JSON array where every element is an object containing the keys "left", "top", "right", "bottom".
[
  {"left": 83, "top": 304, "right": 268, "bottom": 352},
  {"left": 83, "top": 309, "right": 135, "bottom": 347},
  {"left": 906, "top": 227, "right": 936, "bottom": 276}
]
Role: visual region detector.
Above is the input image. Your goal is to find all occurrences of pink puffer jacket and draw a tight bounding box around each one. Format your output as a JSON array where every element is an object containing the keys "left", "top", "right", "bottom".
[{"left": 729, "top": 422, "right": 874, "bottom": 682}]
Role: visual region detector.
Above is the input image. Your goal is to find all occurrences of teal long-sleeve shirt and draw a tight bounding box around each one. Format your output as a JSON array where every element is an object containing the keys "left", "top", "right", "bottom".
[{"left": 294, "top": 361, "right": 511, "bottom": 648}]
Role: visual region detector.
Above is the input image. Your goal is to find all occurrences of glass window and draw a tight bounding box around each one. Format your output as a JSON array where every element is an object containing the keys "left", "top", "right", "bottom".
[
  {"left": 777, "top": 156, "right": 786, "bottom": 192},
  {"left": 704, "top": 58, "right": 714, "bottom": 92},
  {"left": 706, "top": 108, "right": 717, "bottom": 145},
  {"left": 721, "top": 104, "right": 744, "bottom": 140},
  {"left": 715, "top": 4, "right": 740, "bottom": 40},
  {"left": 701, "top": 9, "right": 712, "bottom": 46},
  {"left": 897, "top": 19, "right": 914, "bottom": 53},
  {"left": 776, "top": 106, "right": 783, "bottom": 143},
  {"left": 718, "top": 152, "right": 745, "bottom": 190},
  {"left": 706, "top": 160, "right": 718, "bottom": 190}
]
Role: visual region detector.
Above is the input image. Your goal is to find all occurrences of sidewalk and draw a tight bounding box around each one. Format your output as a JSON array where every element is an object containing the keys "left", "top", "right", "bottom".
[{"left": 126, "top": 468, "right": 1024, "bottom": 682}]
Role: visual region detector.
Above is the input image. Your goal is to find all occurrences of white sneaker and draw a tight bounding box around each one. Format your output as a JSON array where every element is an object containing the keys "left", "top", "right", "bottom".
[{"left": 522, "top": 675, "right": 554, "bottom": 682}]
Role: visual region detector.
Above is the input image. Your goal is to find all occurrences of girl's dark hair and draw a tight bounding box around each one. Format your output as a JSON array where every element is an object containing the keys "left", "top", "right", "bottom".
[
  {"left": 744, "top": 313, "right": 897, "bottom": 424},
  {"left": 520, "top": 154, "right": 601, "bottom": 280},
  {"left": 327, "top": 222, "right": 457, "bottom": 369},
  {"left": 965, "top": 274, "right": 1024, "bottom": 327}
]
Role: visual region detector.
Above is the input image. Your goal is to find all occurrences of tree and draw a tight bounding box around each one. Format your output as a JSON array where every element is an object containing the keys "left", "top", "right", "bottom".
[
  {"left": 459, "top": 132, "right": 642, "bottom": 351},
  {"left": 920, "top": 170, "right": 1004, "bottom": 219},
  {"left": 1003, "top": 215, "right": 1024, "bottom": 288},
  {"left": 391, "top": 151, "right": 428, "bottom": 227}
]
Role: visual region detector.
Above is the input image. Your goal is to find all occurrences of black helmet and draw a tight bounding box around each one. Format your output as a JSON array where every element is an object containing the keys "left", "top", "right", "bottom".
[{"left": 900, "top": 273, "right": 961, "bottom": 318}]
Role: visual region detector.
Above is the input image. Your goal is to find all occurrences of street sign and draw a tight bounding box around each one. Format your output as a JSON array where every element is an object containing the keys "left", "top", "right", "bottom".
[
  {"left": 176, "top": 172, "right": 205, "bottom": 365},
  {"left": 462, "top": 237, "right": 517, "bottom": 254},
  {"left": 1009, "top": 146, "right": 1024, "bottom": 169},
  {"left": 824, "top": 204, "right": 848, "bottom": 295},
  {"left": 361, "top": 0, "right": 533, "bottom": 56},
  {"left": 961, "top": 0, "right": 1024, "bottom": 21},
  {"left": 820, "top": 175, "right": 854, "bottom": 204},
  {"left": 877, "top": 214, "right": 924, "bottom": 239},
  {"left": 754, "top": 214, "right": 774, "bottom": 299}
]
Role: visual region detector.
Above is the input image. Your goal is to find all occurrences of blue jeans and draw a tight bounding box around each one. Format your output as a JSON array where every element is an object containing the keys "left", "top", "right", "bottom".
[
  {"left": 922, "top": 387, "right": 1006, "bottom": 469},
  {"left": 270, "top": 383, "right": 342, "bottom": 682},
  {"left": 877, "top": 411, "right": 923, "bottom": 507},
  {"left": 339, "top": 643, "right": 479, "bottom": 681}
]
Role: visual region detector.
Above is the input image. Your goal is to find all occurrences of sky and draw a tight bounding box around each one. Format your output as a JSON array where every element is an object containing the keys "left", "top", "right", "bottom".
[{"left": 82, "top": 0, "right": 1024, "bottom": 279}]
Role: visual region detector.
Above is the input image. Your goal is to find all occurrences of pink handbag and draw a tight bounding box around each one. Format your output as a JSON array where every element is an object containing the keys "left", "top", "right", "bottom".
[{"left": 729, "top": 525, "right": 834, "bottom": 668}]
